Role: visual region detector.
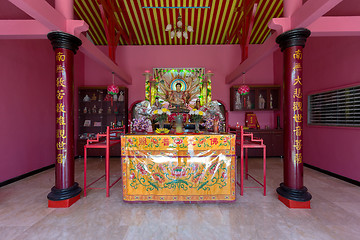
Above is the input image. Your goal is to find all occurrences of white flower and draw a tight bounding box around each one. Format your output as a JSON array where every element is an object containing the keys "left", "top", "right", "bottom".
[{"left": 195, "top": 110, "right": 199, "bottom": 115}]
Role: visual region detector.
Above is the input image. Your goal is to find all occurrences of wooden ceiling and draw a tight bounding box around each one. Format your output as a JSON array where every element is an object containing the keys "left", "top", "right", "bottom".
[{"left": 74, "top": 0, "right": 283, "bottom": 46}]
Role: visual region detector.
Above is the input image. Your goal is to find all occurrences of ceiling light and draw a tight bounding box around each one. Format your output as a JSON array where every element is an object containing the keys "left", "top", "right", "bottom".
[{"left": 166, "top": 12, "right": 193, "bottom": 40}]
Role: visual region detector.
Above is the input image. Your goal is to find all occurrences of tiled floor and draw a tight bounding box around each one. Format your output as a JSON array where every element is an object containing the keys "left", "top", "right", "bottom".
[{"left": 1, "top": 157, "right": 360, "bottom": 240}]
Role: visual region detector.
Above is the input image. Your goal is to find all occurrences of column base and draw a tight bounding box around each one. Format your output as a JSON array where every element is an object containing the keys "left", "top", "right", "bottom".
[
  {"left": 276, "top": 182, "right": 311, "bottom": 208},
  {"left": 48, "top": 194, "right": 80, "bottom": 208},
  {"left": 278, "top": 194, "right": 310, "bottom": 209},
  {"left": 47, "top": 182, "right": 82, "bottom": 208}
]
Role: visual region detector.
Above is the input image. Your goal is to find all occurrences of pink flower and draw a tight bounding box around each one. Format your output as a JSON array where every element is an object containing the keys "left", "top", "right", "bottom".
[
  {"left": 174, "top": 138, "right": 183, "bottom": 145},
  {"left": 152, "top": 173, "right": 165, "bottom": 183},
  {"left": 171, "top": 166, "right": 186, "bottom": 178},
  {"left": 209, "top": 162, "right": 218, "bottom": 174},
  {"left": 129, "top": 172, "right": 135, "bottom": 180}
]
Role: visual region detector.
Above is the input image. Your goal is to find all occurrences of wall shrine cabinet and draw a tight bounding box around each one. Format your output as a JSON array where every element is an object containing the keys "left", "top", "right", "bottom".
[{"left": 230, "top": 85, "right": 281, "bottom": 111}]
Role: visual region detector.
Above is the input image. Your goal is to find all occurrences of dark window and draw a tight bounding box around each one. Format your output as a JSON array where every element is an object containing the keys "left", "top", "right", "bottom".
[{"left": 308, "top": 85, "right": 360, "bottom": 127}]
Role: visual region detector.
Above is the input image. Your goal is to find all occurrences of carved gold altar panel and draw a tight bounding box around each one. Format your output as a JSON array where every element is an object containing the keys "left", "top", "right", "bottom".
[{"left": 121, "top": 134, "right": 236, "bottom": 202}]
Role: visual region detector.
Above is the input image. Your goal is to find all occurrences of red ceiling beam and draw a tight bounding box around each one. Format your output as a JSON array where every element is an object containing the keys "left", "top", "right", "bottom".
[
  {"left": 239, "top": 0, "right": 258, "bottom": 62},
  {"left": 97, "top": 0, "right": 134, "bottom": 63},
  {"left": 226, "top": 0, "right": 259, "bottom": 58}
]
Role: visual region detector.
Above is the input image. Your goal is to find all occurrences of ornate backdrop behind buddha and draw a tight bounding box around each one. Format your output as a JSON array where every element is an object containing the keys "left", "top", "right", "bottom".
[{"left": 155, "top": 69, "right": 204, "bottom": 113}]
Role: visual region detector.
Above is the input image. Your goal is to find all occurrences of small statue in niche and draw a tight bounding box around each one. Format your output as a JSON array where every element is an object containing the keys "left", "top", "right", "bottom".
[
  {"left": 98, "top": 91, "right": 103, "bottom": 102},
  {"left": 83, "top": 107, "right": 87, "bottom": 114},
  {"left": 98, "top": 107, "right": 103, "bottom": 114},
  {"left": 259, "top": 94, "right": 265, "bottom": 109},
  {"left": 247, "top": 95, "right": 252, "bottom": 109},
  {"left": 92, "top": 105, "right": 97, "bottom": 114},
  {"left": 91, "top": 93, "right": 97, "bottom": 101},
  {"left": 83, "top": 94, "right": 90, "bottom": 102},
  {"left": 107, "top": 106, "right": 112, "bottom": 114},
  {"left": 118, "top": 91, "right": 124, "bottom": 102},
  {"left": 113, "top": 94, "right": 118, "bottom": 101},
  {"left": 235, "top": 91, "right": 242, "bottom": 110},
  {"left": 270, "top": 93, "right": 273, "bottom": 109}
]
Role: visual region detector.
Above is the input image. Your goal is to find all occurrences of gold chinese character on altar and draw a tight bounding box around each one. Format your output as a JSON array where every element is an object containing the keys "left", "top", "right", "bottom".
[
  {"left": 293, "top": 76, "right": 302, "bottom": 86},
  {"left": 56, "top": 129, "right": 66, "bottom": 139},
  {"left": 293, "top": 102, "right": 303, "bottom": 111},
  {"left": 293, "top": 88, "right": 303, "bottom": 98},
  {"left": 295, "top": 153, "right": 303, "bottom": 164},
  {"left": 293, "top": 114, "right": 303, "bottom": 123},
  {"left": 56, "top": 90, "right": 65, "bottom": 100},
  {"left": 57, "top": 116, "right": 66, "bottom": 125},
  {"left": 56, "top": 52, "right": 65, "bottom": 61},
  {"left": 293, "top": 50, "right": 302, "bottom": 60},
  {"left": 56, "top": 77, "right": 66, "bottom": 88},
  {"left": 56, "top": 103, "right": 66, "bottom": 113},
  {"left": 56, "top": 65, "right": 64, "bottom": 73},
  {"left": 293, "top": 63, "right": 302, "bottom": 71},
  {"left": 293, "top": 126, "right": 302, "bottom": 137},
  {"left": 294, "top": 140, "right": 302, "bottom": 151},
  {"left": 57, "top": 154, "right": 65, "bottom": 164},
  {"left": 56, "top": 141, "right": 66, "bottom": 150}
]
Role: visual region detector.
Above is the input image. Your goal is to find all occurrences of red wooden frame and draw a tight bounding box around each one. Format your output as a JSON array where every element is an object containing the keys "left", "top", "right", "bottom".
[
  {"left": 231, "top": 126, "right": 266, "bottom": 196},
  {"left": 83, "top": 126, "right": 125, "bottom": 197}
]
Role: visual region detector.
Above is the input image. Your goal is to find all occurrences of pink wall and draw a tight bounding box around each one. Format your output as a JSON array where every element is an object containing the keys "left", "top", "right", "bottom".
[
  {"left": 0, "top": 39, "right": 54, "bottom": 182},
  {"left": 84, "top": 44, "right": 276, "bottom": 128},
  {"left": 0, "top": 39, "right": 84, "bottom": 183},
  {"left": 302, "top": 36, "right": 360, "bottom": 182}
]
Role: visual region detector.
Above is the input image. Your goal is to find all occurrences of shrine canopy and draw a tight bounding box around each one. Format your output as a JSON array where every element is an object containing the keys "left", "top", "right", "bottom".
[{"left": 145, "top": 68, "right": 211, "bottom": 108}]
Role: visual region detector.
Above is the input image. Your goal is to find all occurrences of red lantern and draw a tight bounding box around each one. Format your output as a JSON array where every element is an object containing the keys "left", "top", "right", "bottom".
[
  {"left": 238, "top": 85, "right": 250, "bottom": 95},
  {"left": 107, "top": 84, "right": 119, "bottom": 95},
  {"left": 107, "top": 73, "right": 119, "bottom": 106}
]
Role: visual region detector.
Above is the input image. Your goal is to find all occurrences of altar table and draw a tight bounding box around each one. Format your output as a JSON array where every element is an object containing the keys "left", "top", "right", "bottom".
[{"left": 121, "top": 133, "right": 236, "bottom": 202}]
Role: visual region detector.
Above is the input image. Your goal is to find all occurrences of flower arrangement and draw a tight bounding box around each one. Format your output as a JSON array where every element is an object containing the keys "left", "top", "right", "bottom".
[
  {"left": 189, "top": 108, "right": 205, "bottom": 122},
  {"left": 132, "top": 116, "right": 151, "bottom": 132},
  {"left": 202, "top": 115, "right": 216, "bottom": 129},
  {"left": 152, "top": 108, "right": 171, "bottom": 123}
]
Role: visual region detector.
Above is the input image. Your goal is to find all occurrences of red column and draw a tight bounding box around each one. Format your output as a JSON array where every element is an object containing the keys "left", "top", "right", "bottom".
[
  {"left": 276, "top": 28, "right": 312, "bottom": 208},
  {"left": 47, "top": 31, "right": 82, "bottom": 208}
]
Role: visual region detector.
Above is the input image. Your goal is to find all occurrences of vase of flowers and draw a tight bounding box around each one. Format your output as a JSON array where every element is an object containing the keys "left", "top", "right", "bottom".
[
  {"left": 189, "top": 109, "right": 204, "bottom": 132},
  {"left": 153, "top": 108, "right": 171, "bottom": 129}
]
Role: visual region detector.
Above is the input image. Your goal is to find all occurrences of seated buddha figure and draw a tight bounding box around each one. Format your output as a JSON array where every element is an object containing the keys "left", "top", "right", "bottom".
[{"left": 168, "top": 83, "right": 189, "bottom": 113}]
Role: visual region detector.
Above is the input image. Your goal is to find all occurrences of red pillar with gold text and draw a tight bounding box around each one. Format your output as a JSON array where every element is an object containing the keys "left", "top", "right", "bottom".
[
  {"left": 276, "top": 28, "right": 312, "bottom": 208},
  {"left": 47, "top": 31, "right": 82, "bottom": 208}
]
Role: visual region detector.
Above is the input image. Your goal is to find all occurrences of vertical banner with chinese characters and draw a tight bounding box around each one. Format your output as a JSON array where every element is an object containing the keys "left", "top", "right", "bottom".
[
  {"left": 54, "top": 48, "right": 74, "bottom": 189},
  {"left": 47, "top": 32, "right": 82, "bottom": 204},
  {"left": 284, "top": 46, "right": 304, "bottom": 189},
  {"left": 276, "top": 28, "right": 312, "bottom": 205}
]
